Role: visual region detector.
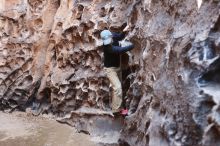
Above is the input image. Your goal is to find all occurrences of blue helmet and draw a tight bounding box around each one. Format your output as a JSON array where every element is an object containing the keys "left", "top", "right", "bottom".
[{"left": 100, "top": 30, "right": 113, "bottom": 45}]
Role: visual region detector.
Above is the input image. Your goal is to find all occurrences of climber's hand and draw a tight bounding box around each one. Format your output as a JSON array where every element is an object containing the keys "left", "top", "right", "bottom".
[{"left": 123, "top": 25, "right": 130, "bottom": 32}]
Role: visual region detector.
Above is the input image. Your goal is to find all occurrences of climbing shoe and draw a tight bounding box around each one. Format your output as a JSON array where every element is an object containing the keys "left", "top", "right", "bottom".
[
  {"left": 112, "top": 108, "right": 128, "bottom": 116},
  {"left": 120, "top": 109, "right": 128, "bottom": 116}
]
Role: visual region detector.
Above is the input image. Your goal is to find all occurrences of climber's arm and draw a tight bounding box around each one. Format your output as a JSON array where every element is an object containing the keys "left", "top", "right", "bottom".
[
  {"left": 111, "top": 44, "right": 134, "bottom": 53},
  {"left": 112, "top": 32, "right": 126, "bottom": 41}
]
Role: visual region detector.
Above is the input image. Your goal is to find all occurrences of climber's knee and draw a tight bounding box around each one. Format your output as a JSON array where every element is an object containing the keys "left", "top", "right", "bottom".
[{"left": 114, "top": 84, "right": 122, "bottom": 97}]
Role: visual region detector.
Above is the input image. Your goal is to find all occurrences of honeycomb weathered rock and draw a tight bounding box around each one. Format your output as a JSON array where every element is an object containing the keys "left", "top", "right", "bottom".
[{"left": 1, "top": 0, "right": 220, "bottom": 146}]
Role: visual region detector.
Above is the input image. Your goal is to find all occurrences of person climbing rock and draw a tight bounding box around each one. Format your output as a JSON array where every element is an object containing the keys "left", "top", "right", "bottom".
[{"left": 100, "top": 28, "right": 134, "bottom": 115}]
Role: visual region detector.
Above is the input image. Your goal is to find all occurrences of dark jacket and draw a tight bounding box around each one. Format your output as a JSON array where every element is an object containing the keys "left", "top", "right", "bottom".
[{"left": 103, "top": 32, "right": 134, "bottom": 67}]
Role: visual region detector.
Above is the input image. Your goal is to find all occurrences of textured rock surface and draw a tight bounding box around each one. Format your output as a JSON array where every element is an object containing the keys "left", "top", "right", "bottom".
[{"left": 1, "top": 0, "right": 220, "bottom": 146}]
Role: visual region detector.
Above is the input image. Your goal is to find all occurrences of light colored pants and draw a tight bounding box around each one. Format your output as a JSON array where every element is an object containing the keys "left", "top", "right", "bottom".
[{"left": 104, "top": 67, "right": 122, "bottom": 112}]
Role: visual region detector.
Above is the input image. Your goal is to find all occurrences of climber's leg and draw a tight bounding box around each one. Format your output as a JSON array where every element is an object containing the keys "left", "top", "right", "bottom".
[{"left": 104, "top": 67, "right": 122, "bottom": 113}]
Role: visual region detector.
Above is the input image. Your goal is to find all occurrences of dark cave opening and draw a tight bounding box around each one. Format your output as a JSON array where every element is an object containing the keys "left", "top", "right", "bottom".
[
  {"left": 194, "top": 37, "right": 220, "bottom": 86},
  {"left": 121, "top": 52, "right": 140, "bottom": 109},
  {"left": 40, "top": 87, "right": 52, "bottom": 103},
  {"left": 109, "top": 23, "right": 128, "bottom": 32},
  {"left": 211, "top": 15, "right": 220, "bottom": 32},
  {"left": 198, "top": 57, "right": 220, "bottom": 85}
]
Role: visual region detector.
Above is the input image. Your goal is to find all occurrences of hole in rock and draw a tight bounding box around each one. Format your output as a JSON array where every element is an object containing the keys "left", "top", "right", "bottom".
[
  {"left": 203, "top": 125, "right": 220, "bottom": 146},
  {"left": 130, "top": 8, "right": 138, "bottom": 25},
  {"left": 34, "top": 18, "right": 43, "bottom": 29},
  {"left": 58, "top": 0, "right": 60, "bottom": 6},
  {"left": 8, "top": 99, "right": 18, "bottom": 107},
  {"left": 192, "top": 37, "right": 220, "bottom": 87},
  {"left": 86, "top": 21, "right": 95, "bottom": 29},
  {"left": 78, "top": 4, "right": 84, "bottom": 11},
  {"left": 120, "top": 52, "right": 140, "bottom": 110},
  {"left": 122, "top": 64, "right": 139, "bottom": 96},
  {"left": 34, "top": 87, "right": 52, "bottom": 112},
  {"left": 75, "top": 4, "right": 84, "bottom": 20},
  {"left": 119, "top": 140, "right": 131, "bottom": 146},
  {"left": 201, "top": 39, "right": 216, "bottom": 61},
  {"left": 110, "top": 23, "right": 128, "bottom": 32},
  {"left": 40, "top": 88, "right": 52, "bottom": 101},
  {"left": 109, "top": 7, "right": 114, "bottom": 13},
  {"left": 211, "top": 15, "right": 220, "bottom": 32},
  {"left": 28, "top": 0, "right": 43, "bottom": 8},
  {"left": 195, "top": 97, "right": 216, "bottom": 127},
  {"left": 198, "top": 57, "right": 220, "bottom": 85},
  {"left": 100, "top": 7, "right": 106, "bottom": 17},
  {"left": 188, "top": 38, "right": 217, "bottom": 64}
]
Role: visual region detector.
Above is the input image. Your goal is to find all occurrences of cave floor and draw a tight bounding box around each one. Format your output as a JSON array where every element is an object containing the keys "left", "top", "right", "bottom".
[{"left": 0, "top": 111, "right": 98, "bottom": 146}]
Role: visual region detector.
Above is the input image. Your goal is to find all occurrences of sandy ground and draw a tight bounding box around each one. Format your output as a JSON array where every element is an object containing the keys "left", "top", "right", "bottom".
[{"left": 0, "top": 111, "right": 97, "bottom": 146}]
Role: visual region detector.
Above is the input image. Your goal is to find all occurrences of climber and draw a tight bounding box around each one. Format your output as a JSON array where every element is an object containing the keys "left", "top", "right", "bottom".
[{"left": 100, "top": 28, "right": 134, "bottom": 115}]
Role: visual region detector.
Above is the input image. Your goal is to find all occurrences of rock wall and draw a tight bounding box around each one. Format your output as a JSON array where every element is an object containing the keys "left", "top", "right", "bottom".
[{"left": 0, "top": 0, "right": 220, "bottom": 146}]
